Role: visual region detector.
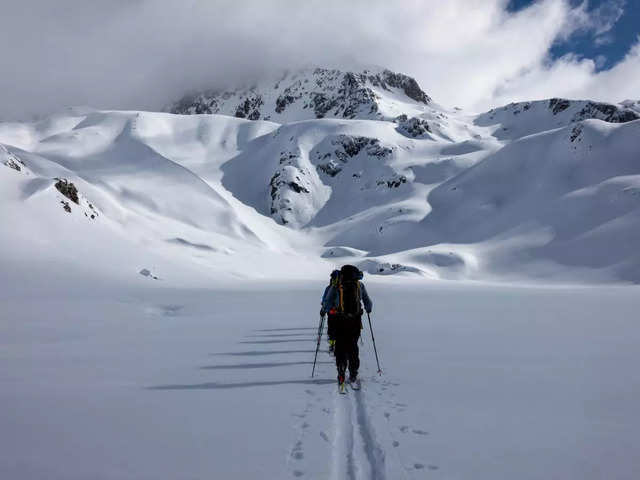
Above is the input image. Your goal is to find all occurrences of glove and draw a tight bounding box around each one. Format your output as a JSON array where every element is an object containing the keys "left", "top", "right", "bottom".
[
  {"left": 366, "top": 308, "right": 372, "bottom": 314},
  {"left": 320, "top": 309, "right": 326, "bottom": 317}
]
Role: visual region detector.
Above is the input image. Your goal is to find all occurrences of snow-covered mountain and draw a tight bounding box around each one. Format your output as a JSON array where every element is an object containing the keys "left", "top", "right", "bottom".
[
  {"left": 2, "top": 67, "right": 640, "bottom": 284},
  {"left": 169, "top": 67, "right": 432, "bottom": 122}
]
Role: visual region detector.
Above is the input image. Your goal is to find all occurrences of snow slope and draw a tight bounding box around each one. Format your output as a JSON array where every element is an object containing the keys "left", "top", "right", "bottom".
[
  {"left": 1, "top": 67, "right": 640, "bottom": 283},
  {"left": 0, "top": 110, "right": 327, "bottom": 285}
]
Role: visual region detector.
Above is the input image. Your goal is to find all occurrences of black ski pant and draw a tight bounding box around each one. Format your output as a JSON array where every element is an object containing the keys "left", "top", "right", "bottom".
[
  {"left": 334, "top": 314, "right": 362, "bottom": 379},
  {"left": 327, "top": 313, "right": 337, "bottom": 341}
]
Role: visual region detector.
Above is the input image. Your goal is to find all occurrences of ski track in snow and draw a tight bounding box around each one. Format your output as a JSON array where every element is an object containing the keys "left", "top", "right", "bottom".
[
  {"left": 284, "top": 328, "right": 432, "bottom": 479},
  {"left": 148, "top": 322, "right": 434, "bottom": 479}
]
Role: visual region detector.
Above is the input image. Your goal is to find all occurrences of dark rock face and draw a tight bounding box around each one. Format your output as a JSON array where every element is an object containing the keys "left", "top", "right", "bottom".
[
  {"left": 4, "top": 158, "right": 22, "bottom": 171},
  {"left": 395, "top": 116, "right": 431, "bottom": 138},
  {"left": 316, "top": 159, "right": 342, "bottom": 177},
  {"left": 573, "top": 101, "right": 640, "bottom": 123},
  {"left": 335, "top": 135, "right": 372, "bottom": 158},
  {"left": 569, "top": 124, "right": 583, "bottom": 143},
  {"left": 547, "top": 98, "right": 639, "bottom": 123},
  {"left": 311, "top": 92, "right": 338, "bottom": 118},
  {"left": 55, "top": 178, "right": 79, "bottom": 204},
  {"left": 275, "top": 94, "right": 296, "bottom": 114},
  {"left": 549, "top": 98, "right": 571, "bottom": 115},
  {"left": 336, "top": 72, "right": 380, "bottom": 119},
  {"left": 381, "top": 70, "right": 430, "bottom": 104},
  {"left": 315, "top": 135, "right": 393, "bottom": 180},
  {"left": 333, "top": 135, "right": 392, "bottom": 162},
  {"left": 2, "top": 146, "right": 26, "bottom": 172},
  {"left": 234, "top": 94, "right": 263, "bottom": 120},
  {"left": 379, "top": 175, "right": 407, "bottom": 188}
]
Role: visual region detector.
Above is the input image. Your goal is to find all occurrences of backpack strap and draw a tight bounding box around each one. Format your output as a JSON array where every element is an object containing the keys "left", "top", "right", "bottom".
[{"left": 338, "top": 283, "right": 344, "bottom": 313}]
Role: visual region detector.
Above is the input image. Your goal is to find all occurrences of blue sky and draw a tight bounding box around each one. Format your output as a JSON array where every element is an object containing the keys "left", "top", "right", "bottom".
[{"left": 509, "top": 0, "right": 640, "bottom": 70}]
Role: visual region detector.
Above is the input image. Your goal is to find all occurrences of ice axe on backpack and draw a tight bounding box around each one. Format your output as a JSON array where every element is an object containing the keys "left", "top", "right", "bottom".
[{"left": 367, "top": 312, "right": 382, "bottom": 375}]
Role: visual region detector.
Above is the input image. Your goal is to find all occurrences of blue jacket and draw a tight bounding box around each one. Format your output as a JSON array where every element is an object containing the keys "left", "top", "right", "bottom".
[{"left": 322, "top": 282, "right": 373, "bottom": 314}]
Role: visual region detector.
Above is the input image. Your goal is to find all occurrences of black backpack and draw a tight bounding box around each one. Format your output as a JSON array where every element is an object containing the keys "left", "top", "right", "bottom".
[{"left": 338, "top": 265, "right": 363, "bottom": 316}]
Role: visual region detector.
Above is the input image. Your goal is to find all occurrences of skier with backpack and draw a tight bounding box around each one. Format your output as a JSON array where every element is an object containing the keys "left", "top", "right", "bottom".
[
  {"left": 320, "top": 270, "right": 340, "bottom": 354},
  {"left": 321, "top": 265, "right": 373, "bottom": 392}
]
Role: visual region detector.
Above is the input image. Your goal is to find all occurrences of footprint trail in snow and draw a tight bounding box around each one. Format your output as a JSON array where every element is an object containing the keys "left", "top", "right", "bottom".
[{"left": 285, "top": 329, "right": 437, "bottom": 479}]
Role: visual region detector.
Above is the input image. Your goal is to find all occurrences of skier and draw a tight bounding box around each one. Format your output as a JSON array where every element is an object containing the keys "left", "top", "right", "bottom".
[
  {"left": 320, "top": 270, "right": 340, "bottom": 354},
  {"left": 321, "top": 265, "right": 373, "bottom": 392}
]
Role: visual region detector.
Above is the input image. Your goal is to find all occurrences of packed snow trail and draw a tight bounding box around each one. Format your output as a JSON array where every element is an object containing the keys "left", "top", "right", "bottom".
[{"left": 285, "top": 322, "right": 432, "bottom": 480}]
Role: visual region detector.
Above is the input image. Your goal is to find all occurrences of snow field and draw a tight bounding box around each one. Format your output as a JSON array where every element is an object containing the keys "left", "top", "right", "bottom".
[{"left": 2, "top": 272, "right": 639, "bottom": 479}]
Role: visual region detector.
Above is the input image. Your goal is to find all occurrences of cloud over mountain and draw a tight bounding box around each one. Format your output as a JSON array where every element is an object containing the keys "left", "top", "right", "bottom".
[{"left": 0, "top": 0, "right": 638, "bottom": 120}]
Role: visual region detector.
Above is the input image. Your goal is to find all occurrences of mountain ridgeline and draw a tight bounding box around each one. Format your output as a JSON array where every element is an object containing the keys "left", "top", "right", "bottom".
[
  {"left": 2, "top": 67, "right": 640, "bottom": 283},
  {"left": 169, "top": 67, "right": 431, "bottom": 122}
]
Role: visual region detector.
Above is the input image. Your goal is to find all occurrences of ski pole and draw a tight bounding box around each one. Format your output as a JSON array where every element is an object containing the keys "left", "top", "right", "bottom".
[
  {"left": 311, "top": 314, "right": 325, "bottom": 378},
  {"left": 367, "top": 312, "right": 382, "bottom": 375}
]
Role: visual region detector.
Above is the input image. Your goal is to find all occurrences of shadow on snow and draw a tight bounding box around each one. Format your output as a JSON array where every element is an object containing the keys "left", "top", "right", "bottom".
[
  {"left": 199, "top": 361, "right": 332, "bottom": 370},
  {"left": 254, "top": 327, "right": 317, "bottom": 332},
  {"left": 147, "top": 379, "right": 335, "bottom": 390},
  {"left": 210, "top": 350, "right": 321, "bottom": 357},
  {"left": 239, "top": 339, "right": 315, "bottom": 344}
]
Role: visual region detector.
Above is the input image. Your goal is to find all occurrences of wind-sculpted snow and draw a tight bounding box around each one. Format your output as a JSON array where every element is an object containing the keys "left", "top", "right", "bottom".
[{"left": 1, "top": 74, "right": 640, "bottom": 283}]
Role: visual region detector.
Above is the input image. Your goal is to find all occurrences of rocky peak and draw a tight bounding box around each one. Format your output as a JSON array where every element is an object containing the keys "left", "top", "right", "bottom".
[{"left": 168, "top": 67, "right": 432, "bottom": 122}]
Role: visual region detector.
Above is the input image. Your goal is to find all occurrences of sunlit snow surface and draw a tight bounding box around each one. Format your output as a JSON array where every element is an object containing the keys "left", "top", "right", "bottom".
[
  {"left": 1, "top": 78, "right": 640, "bottom": 479},
  {"left": 1, "top": 270, "right": 639, "bottom": 479}
]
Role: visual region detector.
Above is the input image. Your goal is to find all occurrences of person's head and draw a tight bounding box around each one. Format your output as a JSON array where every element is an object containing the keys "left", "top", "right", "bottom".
[{"left": 330, "top": 269, "right": 340, "bottom": 286}]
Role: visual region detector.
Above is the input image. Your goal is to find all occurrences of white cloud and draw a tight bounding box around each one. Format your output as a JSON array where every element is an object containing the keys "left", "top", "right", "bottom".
[
  {"left": 483, "top": 35, "right": 640, "bottom": 110},
  {"left": 0, "top": 0, "right": 635, "bottom": 120},
  {"left": 565, "top": 0, "right": 627, "bottom": 36},
  {"left": 589, "top": 0, "right": 626, "bottom": 36},
  {"left": 594, "top": 33, "right": 615, "bottom": 46},
  {"left": 594, "top": 54, "right": 608, "bottom": 68},
  {"left": 562, "top": 0, "right": 625, "bottom": 43}
]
